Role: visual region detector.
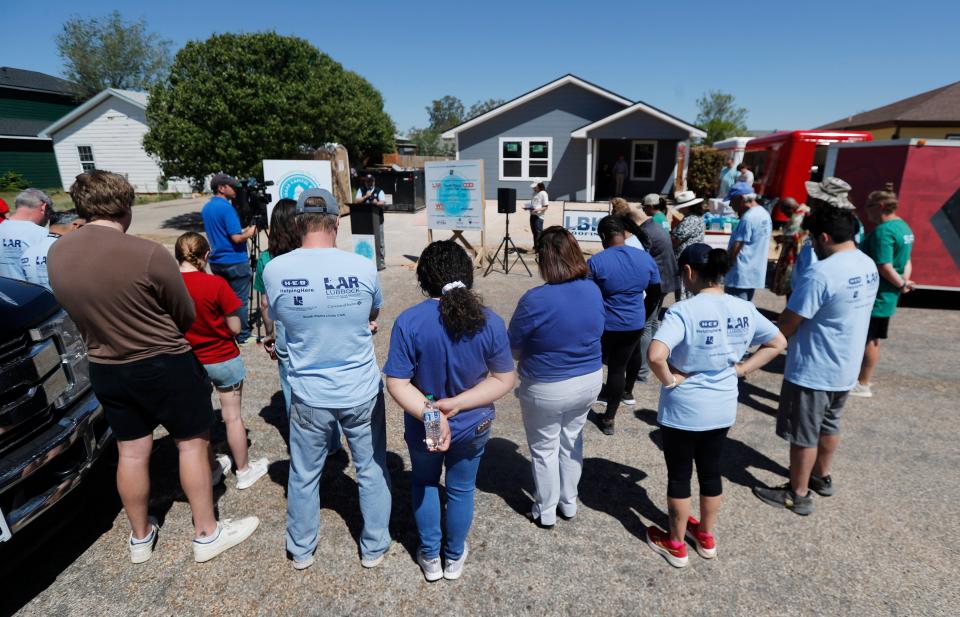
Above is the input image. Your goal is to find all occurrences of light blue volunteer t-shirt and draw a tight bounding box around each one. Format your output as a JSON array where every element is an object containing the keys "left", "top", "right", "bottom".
[
  {"left": 726, "top": 205, "right": 772, "bottom": 289},
  {"left": 790, "top": 217, "right": 865, "bottom": 291},
  {"left": 785, "top": 248, "right": 879, "bottom": 391},
  {"left": 20, "top": 233, "right": 59, "bottom": 289},
  {"left": 653, "top": 292, "right": 779, "bottom": 431},
  {"left": 263, "top": 247, "right": 383, "bottom": 408},
  {"left": 0, "top": 219, "right": 48, "bottom": 280}
]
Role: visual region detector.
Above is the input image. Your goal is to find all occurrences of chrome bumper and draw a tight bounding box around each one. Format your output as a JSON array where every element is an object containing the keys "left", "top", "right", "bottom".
[{"left": 0, "top": 390, "right": 112, "bottom": 539}]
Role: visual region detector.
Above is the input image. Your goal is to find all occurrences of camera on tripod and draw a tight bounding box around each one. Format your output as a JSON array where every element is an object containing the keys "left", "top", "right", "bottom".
[{"left": 233, "top": 177, "right": 274, "bottom": 229}]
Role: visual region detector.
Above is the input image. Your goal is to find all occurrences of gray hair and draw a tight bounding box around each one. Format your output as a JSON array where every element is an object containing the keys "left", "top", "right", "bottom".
[
  {"left": 15, "top": 188, "right": 53, "bottom": 210},
  {"left": 52, "top": 209, "right": 83, "bottom": 225}
]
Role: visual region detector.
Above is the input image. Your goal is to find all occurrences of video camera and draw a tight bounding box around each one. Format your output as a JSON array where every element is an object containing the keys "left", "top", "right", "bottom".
[{"left": 233, "top": 177, "right": 274, "bottom": 229}]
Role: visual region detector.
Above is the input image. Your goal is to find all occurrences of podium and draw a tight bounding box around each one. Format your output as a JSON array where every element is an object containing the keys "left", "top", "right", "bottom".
[{"left": 349, "top": 203, "right": 386, "bottom": 271}]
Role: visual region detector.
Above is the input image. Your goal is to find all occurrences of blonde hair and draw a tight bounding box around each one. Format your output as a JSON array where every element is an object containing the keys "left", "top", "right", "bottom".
[
  {"left": 610, "top": 198, "right": 631, "bottom": 217},
  {"left": 867, "top": 190, "right": 898, "bottom": 214},
  {"left": 175, "top": 232, "right": 210, "bottom": 271}
]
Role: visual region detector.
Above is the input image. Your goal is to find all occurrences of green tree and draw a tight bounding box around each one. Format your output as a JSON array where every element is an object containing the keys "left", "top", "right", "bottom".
[
  {"left": 695, "top": 90, "right": 748, "bottom": 144},
  {"left": 56, "top": 11, "right": 172, "bottom": 98},
  {"left": 466, "top": 98, "right": 505, "bottom": 120},
  {"left": 426, "top": 95, "right": 465, "bottom": 131},
  {"left": 143, "top": 33, "right": 394, "bottom": 186}
]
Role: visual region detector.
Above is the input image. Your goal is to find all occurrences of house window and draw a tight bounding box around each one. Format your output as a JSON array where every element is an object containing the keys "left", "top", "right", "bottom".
[
  {"left": 630, "top": 140, "right": 657, "bottom": 181},
  {"left": 77, "top": 145, "right": 96, "bottom": 171},
  {"left": 499, "top": 137, "right": 552, "bottom": 181},
  {"left": 946, "top": 133, "right": 960, "bottom": 140}
]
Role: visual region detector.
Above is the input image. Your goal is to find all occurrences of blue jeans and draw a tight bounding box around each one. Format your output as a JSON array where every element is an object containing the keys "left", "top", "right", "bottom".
[
  {"left": 278, "top": 358, "right": 341, "bottom": 451},
  {"left": 285, "top": 391, "right": 391, "bottom": 562},
  {"left": 724, "top": 286, "right": 756, "bottom": 301},
  {"left": 210, "top": 261, "right": 252, "bottom": 342},
  {"left": 408, "top": 428, "right": 490, "bottom": 560},
  {"left": 634, "top": 305, "right": 663, "bottom": 385}
]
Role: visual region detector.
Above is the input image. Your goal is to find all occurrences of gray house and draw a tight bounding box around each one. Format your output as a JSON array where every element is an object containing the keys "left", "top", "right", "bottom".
[{"left": 442, "top": 74, "right": 705, "bottom": 201}]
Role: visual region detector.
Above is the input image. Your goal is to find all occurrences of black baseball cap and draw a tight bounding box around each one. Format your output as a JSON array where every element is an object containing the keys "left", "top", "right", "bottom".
[
  {"left": 678, "top": 243, "right": 712, "bottom": 267},
  {"left": 296, "top": 188, "right": 339, "bottom": 215},
  {"left": 210, "top": 173, "right": 238, "bottom": 192}
]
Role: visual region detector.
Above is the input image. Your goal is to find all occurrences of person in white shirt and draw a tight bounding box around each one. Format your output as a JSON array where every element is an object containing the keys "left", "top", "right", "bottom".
[
  {"left": 0, "top": 188, "right": 53, "bottom": 279},
  {"left": 529, "top": 182, "right": 549, "bottom": 246},
  {"left": 21, "top": 210, "right": 86, "bottom": 288}
]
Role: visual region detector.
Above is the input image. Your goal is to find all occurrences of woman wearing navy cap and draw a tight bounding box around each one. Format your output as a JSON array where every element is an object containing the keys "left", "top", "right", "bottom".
[{"left": 645, "top": 243, "right": 786, "bottom": 567}]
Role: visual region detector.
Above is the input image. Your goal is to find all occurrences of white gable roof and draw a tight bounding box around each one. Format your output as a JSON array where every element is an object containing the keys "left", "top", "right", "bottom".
[
  {"left": 440, "top": 74, "right": 632, "bottom": 139},
  {"left": 39, "top": 88, "right": 149, "bottom": 137},
  {"left": 570, "top": 101, "right": 706, "bottom": 139}
]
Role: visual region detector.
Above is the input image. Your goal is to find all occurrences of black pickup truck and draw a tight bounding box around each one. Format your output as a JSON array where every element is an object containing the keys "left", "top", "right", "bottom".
[{"left": 0, "top": 276, "right": 112, "bottom": 543}]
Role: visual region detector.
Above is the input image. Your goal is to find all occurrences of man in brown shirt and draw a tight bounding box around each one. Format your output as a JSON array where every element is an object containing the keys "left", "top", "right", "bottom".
[{"left": 48, "top": 170, "right": 258, "bottom": 564}]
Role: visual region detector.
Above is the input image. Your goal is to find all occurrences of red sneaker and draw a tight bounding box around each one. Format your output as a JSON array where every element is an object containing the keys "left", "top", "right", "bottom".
[
  {"left": 685, "top": 517, "right": 717, "bottom": 559},
  {"left": 646, "top": 526, "right": 689, "bottom": 568}
]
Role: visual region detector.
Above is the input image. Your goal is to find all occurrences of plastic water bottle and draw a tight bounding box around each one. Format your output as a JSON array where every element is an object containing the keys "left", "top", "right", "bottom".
[{"left": 423, "top": 395, "right": 442, "bottom": 450}]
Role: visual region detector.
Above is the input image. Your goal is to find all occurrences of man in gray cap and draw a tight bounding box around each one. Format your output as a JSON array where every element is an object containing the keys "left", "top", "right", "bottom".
[
  {"left": 201, "top": 173, "right": 257, "bottom": 343},
  {"left": 262, "top": 189, "right": 392, "bottom": 571}
]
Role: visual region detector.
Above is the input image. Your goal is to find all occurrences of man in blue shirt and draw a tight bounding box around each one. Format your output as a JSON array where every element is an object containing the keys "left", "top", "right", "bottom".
[
  {"left": 263, "top": 189, "right": 391, "bottom": 570},
  {"left": 201, "top": 174, "right": 257, "bottom": 343},
  {"left": 753, "top": 207, "right": 878, "bottom": 516},
  {"left": 724, "top": 182, "right": 771, "bottom": 302}
]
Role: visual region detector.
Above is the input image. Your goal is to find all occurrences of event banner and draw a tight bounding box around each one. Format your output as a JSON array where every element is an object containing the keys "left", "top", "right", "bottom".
[
  {"left": 563, "top": 208, "right": 607, "bottom": 243},
  {"left": 262, "top": 160, "right": 333, "bottom": 221},
  {"left": 424, "top": 160, "right": 484, "bottom": 230}
]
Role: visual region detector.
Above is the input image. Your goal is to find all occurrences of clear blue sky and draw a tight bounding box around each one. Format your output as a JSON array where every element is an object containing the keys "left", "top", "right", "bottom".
[{"left": 4, "top": 0, "right": 958, "bottom": 134}]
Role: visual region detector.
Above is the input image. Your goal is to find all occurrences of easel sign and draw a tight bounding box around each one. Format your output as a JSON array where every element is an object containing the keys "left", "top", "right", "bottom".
[{"left": 425, "top": 160, "right": 486, "bottom": 265}]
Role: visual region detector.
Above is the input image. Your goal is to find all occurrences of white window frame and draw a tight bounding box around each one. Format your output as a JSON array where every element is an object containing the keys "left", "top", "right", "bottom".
[
  {"left": 77, "top": 144, "right": 96, "bottom": 172},
  {"left": 498, "top": 137, "right": 553, "bottom": 182},
  {"left": 629, "top": 140, "right": 657, "bottom": 181}
]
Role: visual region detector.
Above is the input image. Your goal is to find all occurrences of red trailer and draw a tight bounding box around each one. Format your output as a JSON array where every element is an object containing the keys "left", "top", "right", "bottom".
[
  {"left": 824, "top": 139, "right": 960, "bottom": 291},
  {"left": 741, "top": 130, "right": 873, "bottom": 222}
]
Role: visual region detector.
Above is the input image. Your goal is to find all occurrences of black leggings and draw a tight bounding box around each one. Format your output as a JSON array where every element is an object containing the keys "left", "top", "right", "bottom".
[
  {"left": 599, "top": 328, "right": 644, "bottom": 421},
  {"left": 661, "top": 426, "right": 729, "bottom": 499}
]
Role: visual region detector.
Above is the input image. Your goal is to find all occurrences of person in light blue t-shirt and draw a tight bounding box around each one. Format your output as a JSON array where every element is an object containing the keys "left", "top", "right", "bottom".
[
  {"left": 754, "top": 206, "right": 878, "bottom": 517},
  {"left": 385, "top": 240, "right": 515, "bottom": 582},
  {"left": 263, "top": 189, "right": 391, "bottom": 571},
  {"left": 724, "top": 183, "right": 772, "bottom": 301},
  {"left": 644, "top": 243, "right": 785, "bottom": 568}
]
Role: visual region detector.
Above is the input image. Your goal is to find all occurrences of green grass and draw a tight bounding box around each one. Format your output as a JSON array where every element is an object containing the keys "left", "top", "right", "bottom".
[{"left": 1, "top": 189, "right": 184, "bottom": 212}]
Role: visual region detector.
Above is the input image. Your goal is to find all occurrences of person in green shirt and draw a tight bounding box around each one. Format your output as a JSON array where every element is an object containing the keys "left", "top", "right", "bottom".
[{"left": 851, "top": 190, "right": 915, "bottom": 398}]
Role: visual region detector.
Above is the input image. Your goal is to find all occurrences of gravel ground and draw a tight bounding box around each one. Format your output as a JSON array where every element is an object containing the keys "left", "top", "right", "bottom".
[{"left": 4, "top": 215, "right": 960, "bottom": 616}]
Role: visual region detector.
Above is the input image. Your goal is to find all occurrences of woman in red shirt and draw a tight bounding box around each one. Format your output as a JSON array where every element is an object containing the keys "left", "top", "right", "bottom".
[{"left": 176, "top": 232, "right": 268, "bottom": 490}]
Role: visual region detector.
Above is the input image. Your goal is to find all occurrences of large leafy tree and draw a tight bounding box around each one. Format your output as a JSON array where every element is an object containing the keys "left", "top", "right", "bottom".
[
  {"left": 408, "top": 96, "right": 506, "bottom": 156},
  {"left": 56, "top": 11, "right": 172, "bottom": 98},
  {"left": 426, "top": 95, "right": 465, "bottom": 132},
  {"left": 467, "top": 98, "right": 505, "bottom": 120},
  {"left": 143, "top": 32, "right": 394, "bottom": 185},
  {"left": 695, "top": 90, "right": 749, "bottom": 144}
]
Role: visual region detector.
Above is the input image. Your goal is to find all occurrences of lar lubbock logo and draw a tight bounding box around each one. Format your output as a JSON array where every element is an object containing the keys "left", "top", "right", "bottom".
[{"left": 324, "top": 276, "right": 361, "bottom": 296}]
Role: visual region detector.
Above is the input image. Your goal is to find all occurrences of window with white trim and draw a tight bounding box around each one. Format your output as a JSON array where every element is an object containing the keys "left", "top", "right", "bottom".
[
  {"left": 499, "top": 137, "right": 552, "bottom": 181},
  {"left": 630, "top": 140, "right": 657, "bottom": 181},
  {"left": 77, "top": 145, "right": 96, "bottom": 171}
]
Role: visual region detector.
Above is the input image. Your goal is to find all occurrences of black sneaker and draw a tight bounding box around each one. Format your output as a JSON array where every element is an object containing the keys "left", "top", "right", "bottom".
[
  {"left": 752, "top": 483, "right": 814, "bottom": 515},
  {"left": 621, "top": 392, "right": 636, "bottom": 406},
  {"left": 809, "top": 474, "right": 835, "bottom": 497},
  {"left": 600, "top": 418, "right": 615, "bottom": 435}
]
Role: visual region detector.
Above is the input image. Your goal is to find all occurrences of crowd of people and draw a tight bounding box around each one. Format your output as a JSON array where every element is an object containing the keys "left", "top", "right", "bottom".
[{"left": 0, "top": 166, "right": 915, "bottom": 576}]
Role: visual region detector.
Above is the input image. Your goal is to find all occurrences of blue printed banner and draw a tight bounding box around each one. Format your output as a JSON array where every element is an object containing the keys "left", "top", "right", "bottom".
[{"left": 425, "top": 160, "right": 485, "bottom": 231}]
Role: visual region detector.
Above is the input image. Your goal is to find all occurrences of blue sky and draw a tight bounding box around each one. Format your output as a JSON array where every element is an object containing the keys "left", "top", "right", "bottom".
[{"left": 4, "top": 0, "right": 958, "bottom": 134}]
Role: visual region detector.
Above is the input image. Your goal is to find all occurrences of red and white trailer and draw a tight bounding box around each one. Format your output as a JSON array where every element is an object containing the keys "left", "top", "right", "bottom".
[{"left": 824, "top": 139, "right": 960, "bottom": 291}]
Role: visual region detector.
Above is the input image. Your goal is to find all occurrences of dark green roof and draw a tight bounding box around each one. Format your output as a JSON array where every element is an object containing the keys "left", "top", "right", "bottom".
[
  {"left": 0, "top": 67, "right": 76, "bottom": 96},
  {"left": 0, "top": 118, "right": 53, "bottom": 138}
]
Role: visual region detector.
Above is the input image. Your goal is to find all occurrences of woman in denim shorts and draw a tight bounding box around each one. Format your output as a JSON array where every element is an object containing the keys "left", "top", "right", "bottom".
[{"left": 177, "top": 232, "right": 269, "bottom": 490}]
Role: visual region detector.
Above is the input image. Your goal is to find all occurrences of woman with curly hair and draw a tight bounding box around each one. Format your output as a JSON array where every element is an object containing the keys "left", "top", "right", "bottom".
[{"left": 385, "top": 241, "right": 516, "bottom": 582}]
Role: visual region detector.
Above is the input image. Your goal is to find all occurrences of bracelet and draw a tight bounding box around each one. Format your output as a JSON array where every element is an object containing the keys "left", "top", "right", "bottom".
[{"left": 664, "top": 377, "right": 679, "bottom": 389}]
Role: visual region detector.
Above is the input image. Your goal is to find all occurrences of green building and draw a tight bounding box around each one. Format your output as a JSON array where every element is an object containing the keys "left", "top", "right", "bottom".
[{"left": 0, "top": 67, "right": 79, "bottom": 188}]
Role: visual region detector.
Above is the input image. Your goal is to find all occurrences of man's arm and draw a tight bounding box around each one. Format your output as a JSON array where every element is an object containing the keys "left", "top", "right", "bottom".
[
  {"left": 728, "top": 240, "right": 744, "bottom": 261},
  {"left": 777, "top": 308, "right": 805, "bottom": 339},
  {"left": 229, "top": 225, "right": 257, "bottom": 244}
]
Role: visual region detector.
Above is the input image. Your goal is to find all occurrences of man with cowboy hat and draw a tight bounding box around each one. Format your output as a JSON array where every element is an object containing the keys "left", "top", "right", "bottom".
[{"left": 724, "top": 182, "right": 772, "bottom": 302}]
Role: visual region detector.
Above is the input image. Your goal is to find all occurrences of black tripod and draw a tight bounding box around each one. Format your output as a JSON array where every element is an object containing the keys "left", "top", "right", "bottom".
[
  {"left": 484, "top": 210, "right": 532, "bottom": 277},
  {"left": 247, "top": 223, "right": 264, "bottom": 342}
]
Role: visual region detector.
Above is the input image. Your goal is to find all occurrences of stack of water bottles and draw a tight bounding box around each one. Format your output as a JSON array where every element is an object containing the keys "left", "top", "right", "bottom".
[{"left": 704, "top": 212, "right": 739, "bottom": 233}]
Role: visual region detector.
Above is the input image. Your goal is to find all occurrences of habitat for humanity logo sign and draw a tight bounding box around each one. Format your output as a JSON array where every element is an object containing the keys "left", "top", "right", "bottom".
[{"left": 279, "top": 172, "right": 319, "bottom": 201}]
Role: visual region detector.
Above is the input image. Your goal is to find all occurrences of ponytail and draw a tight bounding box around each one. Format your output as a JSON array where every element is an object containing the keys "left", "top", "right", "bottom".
[
  {"left": 416, "top": 241, "right": 487, "bottom": 339},
  {"left": 689, "top": 248, "right": 730, "bottom": 285},
  {"left": 175, "top": 232, "right": 210, "bottom": 271}
]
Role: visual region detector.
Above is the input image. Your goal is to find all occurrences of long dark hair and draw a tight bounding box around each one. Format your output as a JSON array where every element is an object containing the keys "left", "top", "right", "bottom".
[
  {"left": 268, "top": 199, "right": 299, "bottom": 257},
  {"left": 416, "top": 241, "right": 486, "bottom": 339}
]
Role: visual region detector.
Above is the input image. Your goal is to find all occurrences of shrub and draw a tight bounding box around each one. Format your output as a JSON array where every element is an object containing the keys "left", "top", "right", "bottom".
[
  {"left": 0, "top": 170, "right": 30, "bottom": 191},
  {"left": 687, "top": 146, "right": 728, "bottom": 199}
]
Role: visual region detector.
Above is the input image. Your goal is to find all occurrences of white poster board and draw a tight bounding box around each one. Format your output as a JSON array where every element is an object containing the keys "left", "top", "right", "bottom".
[
  {"left": 353, "top": 234, "right": 376, "bottom": 261},
  {"left": 262, "top": 159, "right": 333, "bottom": 222},
  {"left": 563, "top": 208, "right": 609, "bottom": 243},
  {"left": 425, "top": 160, "right": 485, "bottom": 230}
]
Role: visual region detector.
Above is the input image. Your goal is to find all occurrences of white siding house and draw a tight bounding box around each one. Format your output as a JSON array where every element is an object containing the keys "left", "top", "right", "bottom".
[{"left": 39, "top": 88, "right": 192, "bottom": 193}]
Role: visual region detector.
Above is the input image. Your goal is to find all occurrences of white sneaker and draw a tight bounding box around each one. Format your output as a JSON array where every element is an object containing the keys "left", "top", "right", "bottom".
[
  {"left": 417, "top": 551, "right": 443, "bottom": 582},
  {"left": 443, "top": 543, "right": 469, "bottom": 580},
  {"left": 212, "top": 454, "right": 231, "bottom": 486},
  {"left": 361, "top": 543, "right": 390, "bottom": 568},
  {"left": 292, "top": 555, "right": 315, "bottom": 570},
  {"left": 849, "top": 382, "right": 873, "bottom": 398},
  {"left": 192, "top": 516, "right": 260, "bottom": 563},
  {"left": 621, "top": 394, "right": 637, "bottom": 405},
  {"left": 235, "top": 457, "right": 269, "bottom": 490},
  {"left": 128, "top": 516, "right": 159, "bottom": 564}
]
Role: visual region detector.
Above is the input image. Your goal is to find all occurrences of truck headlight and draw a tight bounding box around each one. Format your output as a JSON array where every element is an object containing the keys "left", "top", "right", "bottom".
[{"left": 29, "top": 310, "right": 91, "bottom": 409}]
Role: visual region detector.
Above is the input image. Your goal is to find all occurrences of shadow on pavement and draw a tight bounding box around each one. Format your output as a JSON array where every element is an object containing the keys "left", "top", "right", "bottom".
[
  {"left": 579, "top": 457, "right": 665, "bottom": 539},
  {"left": 738, "top": 381, "right": 780, "bottom": 416},
  {"left": 475, "top": 437, "right": 534, "bottom": 516},
  {"left": 259, "top": 389, "right": 289, "bottom": 450},
  {"left": 161, "top": 211, "right": 204, "bottom": 232}
]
